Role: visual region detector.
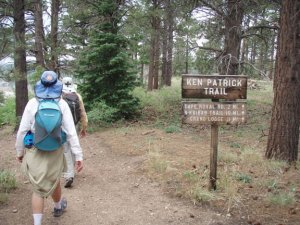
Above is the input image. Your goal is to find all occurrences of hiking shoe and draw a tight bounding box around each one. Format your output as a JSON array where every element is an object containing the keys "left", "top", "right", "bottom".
[
  {"left": 53, "top": 197, "right": 67, "bottom": 217},
  {"left": 64, "top": 177, "right": 73, "bottom": 188}
]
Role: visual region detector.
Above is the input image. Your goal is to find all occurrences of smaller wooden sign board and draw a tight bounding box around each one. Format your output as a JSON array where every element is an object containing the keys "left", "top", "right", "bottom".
[{"left": 182, "top": 101, "right": 246, "bottom": 125}]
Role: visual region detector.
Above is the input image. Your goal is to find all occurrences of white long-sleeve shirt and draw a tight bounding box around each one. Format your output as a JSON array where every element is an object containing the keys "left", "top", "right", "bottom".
[{"left": 15, "top": 98, "right": 83, "bottom": 161}]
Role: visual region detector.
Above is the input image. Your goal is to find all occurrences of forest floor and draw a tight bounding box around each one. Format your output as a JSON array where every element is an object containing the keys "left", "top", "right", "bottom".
[{"left": 0, "top": 118, "right": 300, "bottom": 225}]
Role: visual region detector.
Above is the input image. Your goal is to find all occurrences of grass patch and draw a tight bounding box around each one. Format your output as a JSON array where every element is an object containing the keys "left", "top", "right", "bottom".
[
  {"left": 0, "top": 170, "right": 17, "bottom": 204},
  {"left": 165, "top": 124, "right": 181, "bottom": 133},
  {"left": 234, "top": 172, "right": 252, "bottom": 183},
  {"left": 183, "top": 170, "right": 201, "bottom": 183},
  {"left": 0, "top": 170, "right": 17, "bottom": 192},
  {"left": 218, "top": 151, "right": 239, "bottom": 164},
  {"left": 148, "top": 151, "right": 168, "bottom": 173},
  {"left": 268, "top": 192, "right": 296, "bottom": 206},
  {"left": 190, "top": 186, "right": 216, "bottom": 203},
  {"left": 0, "top": 193, "right": 9, "bottom": 204},
  {"left": 218, "top": 172, "right": 241, "bottom": 212},
  {"left": 264, "top": 160, "right": 288, "bottom": 176}
]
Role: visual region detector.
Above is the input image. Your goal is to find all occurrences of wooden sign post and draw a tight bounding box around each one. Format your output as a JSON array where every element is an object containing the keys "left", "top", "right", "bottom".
[
  {"left": 181, "top": 74, "right": 247, "bottom": 190},
  {"left": 211, "top": 99, "right": 219, "bottom": 190}
]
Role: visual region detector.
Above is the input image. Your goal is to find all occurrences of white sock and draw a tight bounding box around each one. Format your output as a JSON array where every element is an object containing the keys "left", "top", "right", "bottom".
[
  {"left": 33, "top": 213, "right": 43, "bottom": 225},
  {"left": 54, "top": 199, "right": 61, "bottom": 209}
]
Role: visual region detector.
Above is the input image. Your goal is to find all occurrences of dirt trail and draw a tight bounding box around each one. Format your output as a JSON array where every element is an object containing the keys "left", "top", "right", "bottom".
[{"left": 0, "top": 130, "right": 243, "bottom": 225}]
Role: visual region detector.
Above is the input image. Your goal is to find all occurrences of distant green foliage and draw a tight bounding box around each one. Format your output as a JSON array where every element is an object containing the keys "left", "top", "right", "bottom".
[
  {"left": 75, "top": 0, "right": 139, "bottom": 121},
  {"left": 194, "top": 49, "right": 217, "bottom": 74},
  {"left": 133, "top": 79, "right": 181, "bottom": 111},
  {"left": 87, "top": 101, "right": 119, "bottom": 124},
  {"left": 0, "top": 98, "right": 16, "bottom": 126},
  {"left": 0, "top": 91, "right": 4, "bottom": 104},
  {"left": 132, "top": 78, "right": 181, "bottom": 126},
  {"left": 28, "top": 66, "right": 44, "bottom": 87}
]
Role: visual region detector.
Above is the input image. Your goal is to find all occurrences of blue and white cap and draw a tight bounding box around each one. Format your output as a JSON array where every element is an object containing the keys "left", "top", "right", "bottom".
[{"left": 34, "top": 71, "right": 63, "bottom": 99}]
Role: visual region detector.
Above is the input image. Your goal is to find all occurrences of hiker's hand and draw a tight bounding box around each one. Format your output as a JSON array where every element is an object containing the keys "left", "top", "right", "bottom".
[
  {"left": 80, "top": 129, "right": 87, "bottom": 138},
  {"left": 75, "top": 160, "right": 83, "bottom": 172},
  {"left": 16, "top": 156, "right": 23, "bottom": 163}
]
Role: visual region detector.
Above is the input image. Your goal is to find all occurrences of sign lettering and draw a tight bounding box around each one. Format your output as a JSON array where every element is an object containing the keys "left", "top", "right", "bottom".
[
  {"left": 182, "top": 102, "right": 246, "bottom": 125},
  {"left": 182, "top": 75, "right": 247, "bottom": 100}
]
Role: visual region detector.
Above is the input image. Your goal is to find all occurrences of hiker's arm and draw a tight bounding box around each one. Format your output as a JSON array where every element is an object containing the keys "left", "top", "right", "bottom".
[
  {"left": 15, "top": 99, "right": 35, "bottom": 159},
  {"left": 16, "top": 156, "right": 23, "bottom": 163},
  {"left": 75, "top": 160, "right": 83, "bottom": 172},
  {"left": 61, "top": 99, "right": 83, "bottom": 161},
  {"left": 78, "top": 94, "right": 88, "bottom": 137}
]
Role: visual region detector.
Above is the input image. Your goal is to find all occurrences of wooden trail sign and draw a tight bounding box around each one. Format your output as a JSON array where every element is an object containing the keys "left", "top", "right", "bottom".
[
  {"left": 181, "top": 74, "right": 248, "bottom": 190},
  {"left": 182, "top": 101, "right": 246, "bottom": 125},
  {"left": 182, "top": 75, "right": 247, "bottom": 100}
]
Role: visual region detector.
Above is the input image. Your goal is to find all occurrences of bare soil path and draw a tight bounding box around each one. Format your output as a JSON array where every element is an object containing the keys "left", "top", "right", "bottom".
[{"left": 0, "top": 128, "right": 245, "bottom": 225}]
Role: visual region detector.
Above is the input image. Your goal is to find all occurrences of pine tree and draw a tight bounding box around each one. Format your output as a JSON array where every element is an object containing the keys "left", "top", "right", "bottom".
[{"left": 75, "top": 1, "right": 139, "bottom": 121}]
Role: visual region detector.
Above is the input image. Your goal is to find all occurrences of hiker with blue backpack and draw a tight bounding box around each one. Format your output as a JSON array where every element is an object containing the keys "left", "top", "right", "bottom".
[
  {"left": 15, "top": 71, "right": 83, "bottom": 225},
  {"left": 61, "top": 76, "right": 88, "bottom": 188}
]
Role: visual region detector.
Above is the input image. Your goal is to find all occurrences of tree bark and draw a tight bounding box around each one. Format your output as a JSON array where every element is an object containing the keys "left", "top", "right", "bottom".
[
  {"left": 13, "top": 0, "right": 28, "bottom": 121},
  {"left": 165, "top": 0, "right": 173, "bottom": 86},
  {"left": 161, "top": 17, "right": 167, "bottom": 86},
  {"left": 161, "top": 0, "right": 173, "bottom": 86},
  {"left": 50, "top": 0, "right": 60, "bottom": 75},
  {"left": 268, "top": 31, "right": 277, "bottom": 80},
  {"left": 148, "top": 30, "right": 155, "bottom": 90},
  {"left": 219, "top": 0, "right": 243, "bottom": 75},
  {"left": 265, "top": 1, "right": 300, "bottom": 162},
  {"left": 185, "top": 34, "right": 189, "bottom": 74},
  {"left": 147, "top": 0, "right": 160, "bottom": 91},
  {"left": 34, "top": 0, "right": 46, "bottom": 68}
]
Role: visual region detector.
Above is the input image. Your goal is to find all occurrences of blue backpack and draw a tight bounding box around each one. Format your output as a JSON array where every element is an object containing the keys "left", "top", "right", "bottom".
[
  {"left": 33, "top": 99, "right": 66, "bottom": 151},
  {"left": 24, "top": 100, "right": 67, "bottom": 151}
]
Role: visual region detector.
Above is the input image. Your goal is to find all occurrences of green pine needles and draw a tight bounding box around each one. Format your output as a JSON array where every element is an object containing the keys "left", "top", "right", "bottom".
[{"left": 75, "top": 1, "right": 140, "bottom": 122}]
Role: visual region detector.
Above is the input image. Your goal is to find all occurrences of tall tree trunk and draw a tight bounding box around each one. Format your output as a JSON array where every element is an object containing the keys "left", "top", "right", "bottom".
[
  {"left": 240, "top": 15, "right": 250, "bottom": 74},
  {"left": 161, "top": 18, "right": 167, "bottom": 86},
  {"left": 268, "top": 32, "right": 276, "bottom": 80},
  {"left": 219, "top": 0, "right": 243, "bottom": 75},
  {"left": 140, "top": 63, "right": 144, "bottom": 83},
  {"left": 265, "top": 1, "right": 300, "bottom": 162},
  {"left": 34, "top": 0, "right": 46, "bottom": 68},
  {"left": 148, "top": 0, "right": 160, "bottom": 91},
  {"left": 185, "top": 34, "right": 189, "bottom": 74},
  {"left": 13, "top": 0, "right": 28, "bottom": 122},
  {"left": 165, "top": 0, "right": 173, "bottom": 86},
  {"left": 161, "top": 0, "right": 173, "bottom": 86},
  {"left": 240, "top": 38, "right": 247, "bottom": 73},
  {"left": 153, "top": 25, "right": 160, "bottom": 90},
  {"left": 258, "top": 43, "right": 265, "bottom": 77},
  {"left": 148, "top": 30, "right": 155, "bottom": 90},
  {"left": 50, "top": 0, "right": 60, "bottom": 75},
  {"left": 250, "top": 40, "right": 257, "bottom": 64}
]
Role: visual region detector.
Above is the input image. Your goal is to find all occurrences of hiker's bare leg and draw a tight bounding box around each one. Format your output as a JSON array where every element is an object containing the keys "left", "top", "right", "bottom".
[
  {"left": 32, "top": 193, "right": 44, "bottom": 225},
  {"left": 51, "top": 181, "right": 67, "bottom": 217},
  {"left": 32, "top": 193, "right": 44, "bottom": 213},
  {"left": 51, "top": 181, "right": 62, "bottom": 203}
]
